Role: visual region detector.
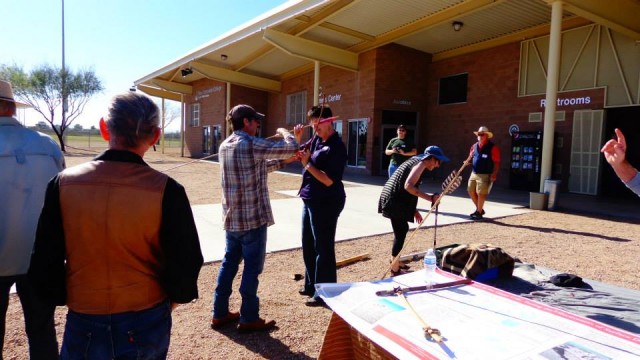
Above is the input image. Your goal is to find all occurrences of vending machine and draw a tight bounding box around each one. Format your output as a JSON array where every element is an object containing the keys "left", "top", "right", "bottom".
[{"left": 509, "top": 131, "right": 543, "bottom": 191}]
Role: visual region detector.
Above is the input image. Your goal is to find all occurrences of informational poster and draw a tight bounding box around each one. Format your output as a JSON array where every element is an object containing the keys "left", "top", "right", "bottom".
[{"left": 317, "top": 270, "right": 640, "bottom": 359}]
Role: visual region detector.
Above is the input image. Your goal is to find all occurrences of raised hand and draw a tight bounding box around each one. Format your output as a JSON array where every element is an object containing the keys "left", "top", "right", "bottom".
[{"left": 601, "top": 128, "right": 627, "bottom": 167}]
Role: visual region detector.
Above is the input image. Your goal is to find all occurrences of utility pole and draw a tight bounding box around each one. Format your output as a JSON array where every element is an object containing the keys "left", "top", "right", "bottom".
[{"left": 61, "top": 0, "right": 67, "bottom": 129}]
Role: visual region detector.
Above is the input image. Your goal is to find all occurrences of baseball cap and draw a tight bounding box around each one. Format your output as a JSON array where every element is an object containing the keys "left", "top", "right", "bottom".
[
  {"left": 416, "top": 145, "right": 449, "bottom": 162},
  {"left": 227, "top": 104, "right": 265, "bottom": 122}
]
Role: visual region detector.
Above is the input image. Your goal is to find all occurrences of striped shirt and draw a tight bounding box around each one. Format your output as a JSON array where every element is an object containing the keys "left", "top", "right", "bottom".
[
  {"left": 219, "top": 130, "right": 299, "bottom": 231},
  {"left": 378, "top": 157, "right": 422, "bottom": 222}
]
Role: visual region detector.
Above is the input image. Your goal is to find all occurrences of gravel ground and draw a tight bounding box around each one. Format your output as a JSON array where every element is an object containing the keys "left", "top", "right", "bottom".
[{"left": 3, "top": 148, "right": 639, "bottom": 359}]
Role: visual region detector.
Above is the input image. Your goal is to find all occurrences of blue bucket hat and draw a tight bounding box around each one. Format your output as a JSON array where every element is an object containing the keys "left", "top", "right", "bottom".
[{"left": 416, "top": 145, "right": 449, "bottom": 162}]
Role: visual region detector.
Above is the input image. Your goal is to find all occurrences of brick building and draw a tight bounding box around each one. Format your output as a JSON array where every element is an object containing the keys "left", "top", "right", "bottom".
[{"left": 135, "top": 0, "right": 640, "bottom": 199}]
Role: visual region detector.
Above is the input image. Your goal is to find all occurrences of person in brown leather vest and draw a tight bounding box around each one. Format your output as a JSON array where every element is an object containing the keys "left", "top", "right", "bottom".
[{"left": 28, "top": 92, "right": 203, "bottom": 359}]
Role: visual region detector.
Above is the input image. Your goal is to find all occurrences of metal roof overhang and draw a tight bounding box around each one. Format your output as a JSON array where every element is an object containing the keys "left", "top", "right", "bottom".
[{"left": 134, "top": 0, "right": 640, "bottom": 101}]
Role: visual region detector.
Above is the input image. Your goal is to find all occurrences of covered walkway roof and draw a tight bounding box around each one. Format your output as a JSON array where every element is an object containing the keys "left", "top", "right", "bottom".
[{"left": 133, "top": 0, "right": 640, "bottom": 100}]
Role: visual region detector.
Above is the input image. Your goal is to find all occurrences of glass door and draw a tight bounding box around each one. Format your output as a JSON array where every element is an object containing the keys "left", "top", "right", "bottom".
[{"left": 348, "top": 118, "right": 368, "bottom": 167}]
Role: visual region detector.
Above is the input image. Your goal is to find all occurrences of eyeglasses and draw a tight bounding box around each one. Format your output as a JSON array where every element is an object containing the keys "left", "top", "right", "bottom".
[
  {"left": 398, "top": 129, "right": 406, "bottom": 132},
  {"left": 477, "top": 133, "right": 487, "bottom": 137}
]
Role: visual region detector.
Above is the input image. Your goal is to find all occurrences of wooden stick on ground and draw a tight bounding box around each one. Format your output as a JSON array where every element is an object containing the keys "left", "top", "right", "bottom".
[
  {"left": 399, "top": 251, "right": 427, "bottom": 263},
  {"left": 336, "top": 253, "right": 370, "bottom": 268},
  {"left": 291, "top": 253, "right": 370, "bottom": 280}
]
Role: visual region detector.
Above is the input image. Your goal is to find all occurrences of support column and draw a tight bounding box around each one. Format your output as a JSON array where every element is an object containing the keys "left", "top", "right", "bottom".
[
  {"left": 313, "top": 61, "right": 320, "bottom": 106},
  {"left": 161, "top": 97, "right": 165, "bottom": 154},
  {"left": 180, "top": 95, "right": 185, "bottom": 158},
  {"left": 226, "top": 82, "right": 232, "bottom": 136},
  {"left": 540, "top": 0, "right": 563, "bottom": 192}
]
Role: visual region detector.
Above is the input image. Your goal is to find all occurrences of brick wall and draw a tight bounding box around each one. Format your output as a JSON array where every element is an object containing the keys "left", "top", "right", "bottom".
[
  {"left": 426, "top": 42, "right": 522, "bottom": 179},
  {"left": 372, "top": 44, "right": 431, "bottom": 173},
  {"left": 267, "top": 61, "right": 369, "bottom": 157},
  {"left": 183, "top": 80, "right": 269, "bottom": 157},
  {"left": 181, "top": 41, "right": 608, "bottom": 187},
  {"left": 265, "top": 44, "right": 432, "bottom": 174},
  {"left": 183, "top": 79, "right": 227, "bottom": 157},
  {"left": 354, "top": 49, "right": 377, "bottom": 173},
  {"left": 426, "top": 42, "right": 606, "bottom": 189}
]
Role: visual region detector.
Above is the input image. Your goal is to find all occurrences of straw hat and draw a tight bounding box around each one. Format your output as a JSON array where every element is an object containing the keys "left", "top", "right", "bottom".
[
  {"left": 0, "top": 80, "right": 28, "bottom": 108},
  {"left": 473, "top": 126, "right": 493, "bottom": 139}
]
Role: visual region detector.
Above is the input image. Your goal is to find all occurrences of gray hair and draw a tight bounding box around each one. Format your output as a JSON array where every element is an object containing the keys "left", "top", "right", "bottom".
[{"left": 105, "top": 92, "right": 159, "bottom": 148}]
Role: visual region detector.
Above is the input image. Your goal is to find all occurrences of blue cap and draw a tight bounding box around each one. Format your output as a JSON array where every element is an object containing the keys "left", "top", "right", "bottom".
[{"left": 416, "top": 145, "right": 449, "bottom": 162}]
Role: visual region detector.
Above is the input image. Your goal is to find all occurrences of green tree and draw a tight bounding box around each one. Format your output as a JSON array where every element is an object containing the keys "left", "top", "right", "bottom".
[{"left": 0, "top": 64, "right": 103, "bottom": 152}]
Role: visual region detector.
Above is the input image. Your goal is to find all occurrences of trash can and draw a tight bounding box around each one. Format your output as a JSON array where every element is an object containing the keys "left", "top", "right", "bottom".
[
  {"left": 529, "top": 192, "right": 547, "bottom": 210},
  {"left": 543, "top": 179, "right": 561, "bottom": 211}
]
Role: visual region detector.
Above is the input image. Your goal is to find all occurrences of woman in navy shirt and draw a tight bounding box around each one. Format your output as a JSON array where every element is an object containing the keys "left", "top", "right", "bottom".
[{"left": 297, "top": 106, "right": 347, "bottom": 306}]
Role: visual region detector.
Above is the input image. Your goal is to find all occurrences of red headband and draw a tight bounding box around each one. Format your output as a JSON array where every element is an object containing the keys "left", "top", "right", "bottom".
[{"left": 316, "top": 116, "right": 339, "bottom": 125}]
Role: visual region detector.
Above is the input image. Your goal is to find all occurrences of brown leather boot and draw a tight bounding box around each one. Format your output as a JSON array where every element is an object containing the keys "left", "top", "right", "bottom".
[
  {"left": 210, "top": 311, "right": 240, "bottom": 329},
  {"left": 237, "top": 318, "right": 276, "bottom": 333}
]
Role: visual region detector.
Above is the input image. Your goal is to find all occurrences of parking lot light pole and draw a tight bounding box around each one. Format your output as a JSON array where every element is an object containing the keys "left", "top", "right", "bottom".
[{"left": 61, "top": 0, "right": 67, "bottom": 131}]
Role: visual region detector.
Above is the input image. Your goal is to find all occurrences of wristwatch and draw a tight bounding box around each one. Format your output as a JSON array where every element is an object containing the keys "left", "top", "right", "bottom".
[{"left": 304, "top": 163, "right": 311, "bottom": 171}]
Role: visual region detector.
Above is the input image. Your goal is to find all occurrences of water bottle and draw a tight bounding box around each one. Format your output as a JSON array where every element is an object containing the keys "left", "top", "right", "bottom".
[{"left": 423, "top": 248, "right": 437, "bottom": 285}]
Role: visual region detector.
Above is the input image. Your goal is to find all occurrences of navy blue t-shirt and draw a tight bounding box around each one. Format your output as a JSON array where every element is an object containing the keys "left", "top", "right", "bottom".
[{"left": 298, "top": 132, "right": 347, "bottom": 201}]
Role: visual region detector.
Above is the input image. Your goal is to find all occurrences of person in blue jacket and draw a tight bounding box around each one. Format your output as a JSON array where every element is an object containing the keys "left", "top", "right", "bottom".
[{"left": 0, "top": 79, "right": 64, "bottom": 359}]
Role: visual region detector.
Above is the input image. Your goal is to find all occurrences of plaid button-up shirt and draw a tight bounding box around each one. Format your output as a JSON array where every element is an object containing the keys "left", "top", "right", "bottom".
[{"left": 220, "top": 130, "right": 299, "bottom": 231}]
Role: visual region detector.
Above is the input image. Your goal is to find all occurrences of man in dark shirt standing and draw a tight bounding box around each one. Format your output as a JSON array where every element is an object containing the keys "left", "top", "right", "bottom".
[
  {"left": 29, "top": 92, "right": 203, "bottom": 359},
  {"left": 467, "top": 126, "right": 500, "bottom": 220},
  {"left": 385, "top": 124, "right": 417, "bottom": 177}
]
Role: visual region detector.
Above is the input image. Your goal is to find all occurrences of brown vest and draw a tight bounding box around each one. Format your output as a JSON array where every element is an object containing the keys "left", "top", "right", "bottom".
[{"left": 59, "top": 160, "right": 168, "bottom": 314}]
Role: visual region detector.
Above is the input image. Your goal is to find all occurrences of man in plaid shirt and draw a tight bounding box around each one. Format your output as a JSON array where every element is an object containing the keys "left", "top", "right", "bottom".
[{"left": 212, "top": 104, "right": 303, "bottom": 332}]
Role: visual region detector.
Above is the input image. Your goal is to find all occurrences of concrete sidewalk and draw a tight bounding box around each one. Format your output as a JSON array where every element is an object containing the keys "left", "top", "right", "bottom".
[{"left": 194, "top": 176, "right": 531, "bottom": 263}]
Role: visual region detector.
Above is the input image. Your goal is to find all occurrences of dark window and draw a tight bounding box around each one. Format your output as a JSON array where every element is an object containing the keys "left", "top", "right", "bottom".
[{"left": 438, "top": 73, "right": 468, "bottom": 105}]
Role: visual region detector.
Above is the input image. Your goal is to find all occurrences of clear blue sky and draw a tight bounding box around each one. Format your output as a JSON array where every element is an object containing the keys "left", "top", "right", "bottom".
[{"left": 1, "top": 0, "right": 289, "bottom": 131}]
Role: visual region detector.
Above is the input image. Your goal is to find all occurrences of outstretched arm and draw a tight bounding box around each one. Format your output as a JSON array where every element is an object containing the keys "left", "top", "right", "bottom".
[{"left": 601, "top": 128, "right": 638, "bottom": 184}]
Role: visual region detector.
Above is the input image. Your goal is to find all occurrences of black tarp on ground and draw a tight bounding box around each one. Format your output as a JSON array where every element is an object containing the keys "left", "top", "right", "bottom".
[{"left": 491, "top": 263, "right": 640, "bottom": 335}]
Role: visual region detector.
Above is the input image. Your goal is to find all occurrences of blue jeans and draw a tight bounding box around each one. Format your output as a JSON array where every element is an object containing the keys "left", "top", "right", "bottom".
[
  {"left": 60, "top": 301, "right": 171, "bottom": 360},
  {"left": 213, "top": 225, "right": 267, "bottom": 323},
  {"left": 388, "top": 163, "right": 399, "bottom": 178},
  {"left": 301, "top": 198, "right": 345, "bottom": 298},
  {"left": 0, "top": 275, "right": 58, "bottom": 359}
]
